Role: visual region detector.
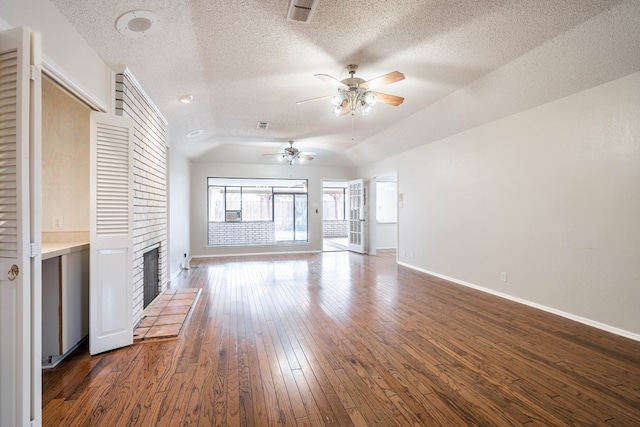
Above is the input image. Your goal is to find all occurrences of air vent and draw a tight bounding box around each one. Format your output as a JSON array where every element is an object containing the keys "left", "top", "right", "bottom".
[
  {"left": 287, "top": 0, "right": 319, "bottom": 23},
  {"left": 256, "top": 121, "right": 270, "bottom": 130}
]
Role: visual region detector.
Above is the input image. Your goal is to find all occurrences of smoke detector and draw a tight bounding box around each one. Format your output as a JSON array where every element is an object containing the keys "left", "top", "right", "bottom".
[{"left": 116, "top": 10, "right": 161, "bottom": 38}]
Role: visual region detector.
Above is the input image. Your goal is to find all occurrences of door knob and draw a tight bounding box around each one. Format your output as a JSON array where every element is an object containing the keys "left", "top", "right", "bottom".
[{"left": 7, "top": 264, "right": 19, "bottom": 281}]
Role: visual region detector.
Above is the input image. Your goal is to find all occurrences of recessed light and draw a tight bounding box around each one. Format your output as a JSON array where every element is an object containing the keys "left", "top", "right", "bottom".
[
  {"left": 115, "top": 10, "right": 161, "bottom": 38},
  {"left": 186, "top": 129, "right": 204, "bottom": 138},
  {"left": 179, "top": 95, "right": 193, "bottom": 104}
]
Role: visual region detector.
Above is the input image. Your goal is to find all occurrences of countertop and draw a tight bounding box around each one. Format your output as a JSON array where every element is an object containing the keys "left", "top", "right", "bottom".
[{"left": 41, "top": 241, "right": 90, "bottom": 260}]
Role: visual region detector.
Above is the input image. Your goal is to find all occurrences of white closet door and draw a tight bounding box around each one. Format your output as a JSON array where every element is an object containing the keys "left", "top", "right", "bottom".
[
  {"left": 0, "top": 26, "right": 39, "bottom": 426},
  {"left": 348, "top": 178, "right": 366, "bottom": 253},
  {"left": 89, "top": 111, "right": 134, "bottom": 355}
]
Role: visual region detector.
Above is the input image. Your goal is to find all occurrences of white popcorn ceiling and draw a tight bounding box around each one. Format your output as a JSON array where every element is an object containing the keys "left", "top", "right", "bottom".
[{"left": 50, "top": 0, "right": 640, "bottom": 166}]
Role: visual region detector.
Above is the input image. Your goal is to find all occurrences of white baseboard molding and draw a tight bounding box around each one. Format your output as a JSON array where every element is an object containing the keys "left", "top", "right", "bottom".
[
  {"left": 169, "top": 267, "right": 183, "bottom": 283},
  {"left": 397, "top": 261, "right": 640, "bottom": 342},
  {"left": 192, "top": 249, "right": 322, "bottom": 259}
]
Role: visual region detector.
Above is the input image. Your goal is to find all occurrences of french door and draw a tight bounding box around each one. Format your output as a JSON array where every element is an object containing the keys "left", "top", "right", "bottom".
[{"left": 348, "top": 179, "right": 366, "bottom": 253}]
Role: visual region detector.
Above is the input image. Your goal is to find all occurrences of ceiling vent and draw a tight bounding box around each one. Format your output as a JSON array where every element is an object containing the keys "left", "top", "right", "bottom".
[
  {"left": 287, "top": 0, "right": 319, "bottom": 23},
  {"left": 256, "top": 121, "right": 270, "bottom": 130}
]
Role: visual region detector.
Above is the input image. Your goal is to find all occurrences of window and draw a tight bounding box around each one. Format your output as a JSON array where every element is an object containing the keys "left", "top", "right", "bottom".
[
  {"left": 207, "top": 178, "right": 308, "bottom": 246},
  {"left": 241, "top": 187, "right": 273, "bottom": 221},
  {"left": 208, "top": 184, "right": 273, "bottom": 223},
  {"left": 274, "top": 193, "right": 308, "bottom": 241},
  {"left": 208, "top": 186, "right": 225, "bottom": 222}
]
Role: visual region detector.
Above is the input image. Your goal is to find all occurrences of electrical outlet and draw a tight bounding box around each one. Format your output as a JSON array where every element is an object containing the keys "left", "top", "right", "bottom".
[
  {"left": 53, "top": 216, "right": 63, "bottom": 229},
  {"left": 500, "top": 272, "right": 507, "bottom": 282}
]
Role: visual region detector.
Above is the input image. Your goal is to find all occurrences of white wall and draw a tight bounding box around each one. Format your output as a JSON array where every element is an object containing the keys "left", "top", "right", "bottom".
[
  {"left": 376, "top": 224, "right": 397, "bottom": 250},
  {"left": 169, "top": 150, "right": 191, "bottom": 277},
  {"left": 42, "top": 77, "right": 90, "bottom": 233},
  {"left": 191, "top": 161, "right": 356, "bottom": 256},
  {"left": 360, "top": 71, "right": 640, "bottom": 338},
  {"left": 0, "top": 0, "right": 113, "bottom": 111},
  {"left": 374, "top": 177, "right": 397, "bottom": 249}
]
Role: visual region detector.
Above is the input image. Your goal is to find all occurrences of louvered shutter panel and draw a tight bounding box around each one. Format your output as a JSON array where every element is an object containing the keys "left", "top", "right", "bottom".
[
  {"left": 0, "top": 26, "right": 38, "bottom": 426},
  {"left": 96, "top": 123, "right": 130, "bottom": 235},
  {"left": 89, "top": 112, "right": 134, "bottom": 355},
  {"left": 0, "top": 50, "right": 18, "bottom": 259}
]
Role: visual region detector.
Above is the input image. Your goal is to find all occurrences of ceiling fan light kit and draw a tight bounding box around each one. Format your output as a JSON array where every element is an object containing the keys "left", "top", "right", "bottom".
[
  {"left": 264, "top": 141, "right": 315, "bottom": 165},
  {"left": 297, "top": 64, "right": 405, "bottom": 117},
  {"left": 330, "top": 88, "right": 378, "bottom": 117}
]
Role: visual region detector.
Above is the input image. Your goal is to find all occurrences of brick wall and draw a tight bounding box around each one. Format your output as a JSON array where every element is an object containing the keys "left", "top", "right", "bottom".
[
  {"left": 323, "top": 220, "right": 348, "bottom": 237},
  {"left": 208, "top": 222, "right": 275, "bottom": 246},
  {"left": 115, "top": 71, "right": 168, "bottom": 324}
]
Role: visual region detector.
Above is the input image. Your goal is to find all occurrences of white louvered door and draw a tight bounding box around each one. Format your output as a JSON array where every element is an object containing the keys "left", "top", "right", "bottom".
[
  {"left": 0, "top": 27, "right": 37, "bottom": 426},
  {"left": 89, "top": 112, "right": 134, "bottom": 355}
]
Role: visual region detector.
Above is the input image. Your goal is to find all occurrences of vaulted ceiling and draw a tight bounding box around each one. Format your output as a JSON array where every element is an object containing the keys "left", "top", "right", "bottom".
[{"left": 50, "top": 0, "right": 633, "bottom": 167}]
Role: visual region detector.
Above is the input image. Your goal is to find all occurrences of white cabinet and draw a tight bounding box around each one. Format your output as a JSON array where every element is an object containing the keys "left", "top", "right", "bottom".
[{"left": 42, "top": 244, "right": 89, "bottom": 367}]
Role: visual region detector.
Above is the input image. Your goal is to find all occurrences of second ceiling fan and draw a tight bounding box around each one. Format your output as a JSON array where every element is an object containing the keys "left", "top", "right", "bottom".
[
  {"left": 263, "top": 141, "right": 315, "bottom": 165},
  {"left": 297, "top": 64, "right": 405, "bottom": 116}
]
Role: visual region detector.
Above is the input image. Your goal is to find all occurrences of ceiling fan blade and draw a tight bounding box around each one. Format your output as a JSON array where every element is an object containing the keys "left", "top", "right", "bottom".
[
  {"left": 296, "top": 94, "right": 333, "bottom": 105},
  {"left": 315, "top": 74, "right": 348, "bottom": 89},
  {"left": 372, "top": 91, "right": 405, "bottom": 106},
  {"left": 262, "top": 153, "right": 284, "bottom": 156},
  {"left": 299, "top": 154, "right": 314, "bottom": 161},
  {"left": 363, "top": 71, "right": 405, "bottom": 90}
]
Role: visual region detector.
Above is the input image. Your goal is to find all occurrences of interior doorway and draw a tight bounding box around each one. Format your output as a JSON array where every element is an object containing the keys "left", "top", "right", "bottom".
[
  {"left": 368, "top": 172, "right": 398, "bottom": 257},
  {"left": 322, "top": 180, "right": 348, "bottom": 251}
]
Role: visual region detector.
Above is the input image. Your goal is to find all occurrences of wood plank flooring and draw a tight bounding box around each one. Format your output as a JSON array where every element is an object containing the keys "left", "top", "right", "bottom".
[{"left": 43, "top": 250, "right": 640, "bottom": 426}]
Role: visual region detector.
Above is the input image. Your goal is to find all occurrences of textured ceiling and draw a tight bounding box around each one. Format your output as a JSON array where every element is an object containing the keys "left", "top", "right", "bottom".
[{"left": 49, "top": 0, "right": 632, "bottom": 167}]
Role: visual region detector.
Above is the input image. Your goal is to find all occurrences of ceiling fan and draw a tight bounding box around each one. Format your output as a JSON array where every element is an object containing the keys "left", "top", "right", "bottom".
[
  {"left": 263, "top": 141, "right": 315, "bottom": 165},
  {"left": 297, "top": 64, "right": 405, "bottom": 116}
]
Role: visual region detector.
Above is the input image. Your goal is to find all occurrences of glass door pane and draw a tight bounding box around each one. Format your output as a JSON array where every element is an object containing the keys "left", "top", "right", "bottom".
[
  {"left": 274, "top": 194, "right": 293, "bottom": 241},
  {"left": 294, "top": 194, "right": 307, "bottom": 241}
]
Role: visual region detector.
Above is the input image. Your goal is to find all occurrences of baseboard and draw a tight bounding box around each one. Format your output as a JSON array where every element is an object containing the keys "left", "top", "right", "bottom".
[
  {"left": 42, "top": 336, "right": 88, "bottom": 369},
  {"left": 397, "top": 261, "right": 640, "bottom": 342},
  {"left": 192, "top": 249, "right": 322, "bottom": 258},
  {"left": 169, "top": 267, "right": 183, "bottom": 283}
]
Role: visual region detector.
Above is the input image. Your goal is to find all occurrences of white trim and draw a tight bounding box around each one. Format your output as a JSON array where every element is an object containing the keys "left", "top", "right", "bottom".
[
  {"left": 41, "top": 57, "right": 108, "bottom": 113},
  {"left": 118, "top": 67, "right": 168, "bottom": 126},
  {"left": 1, "top": 23, "right": 108, "bottom": 113},
  {"left": 397, "top": 261, "right": 640, "bottom": 343},
  {"left": 192, "top": 249, "right": 321, "bottom": 259},
  {"left": 169, "top": 267, "right": 183, "bottom": 283},
  {"left": 142, "top": 243, "right": 160, "bottom": 253}
]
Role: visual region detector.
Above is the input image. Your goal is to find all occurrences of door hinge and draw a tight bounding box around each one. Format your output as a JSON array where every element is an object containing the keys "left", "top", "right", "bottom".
[
  {"left": 29, "top": 65, "right": 40, "bottom": 81},
  {"left": 29, "top": 242, "right": 40, "bottom": 258}
]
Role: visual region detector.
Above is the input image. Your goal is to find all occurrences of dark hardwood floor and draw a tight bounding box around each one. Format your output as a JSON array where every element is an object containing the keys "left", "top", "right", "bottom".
[{"left": 43, "top": 250, "right": 640, "bottom": 426}]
